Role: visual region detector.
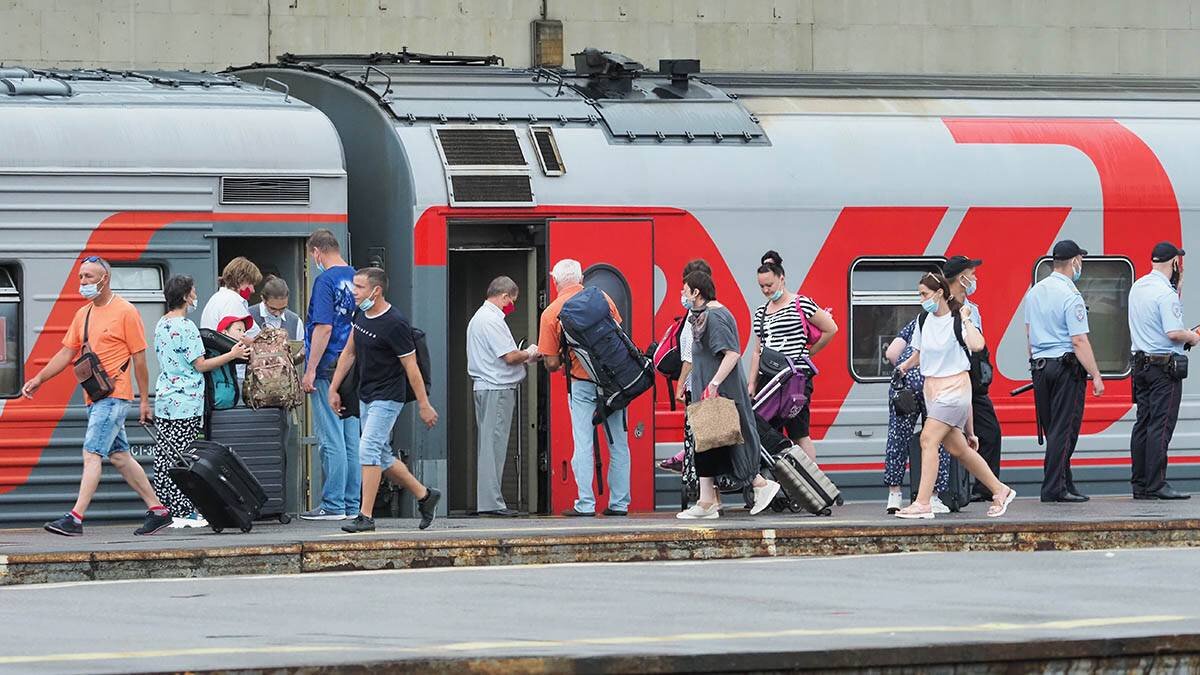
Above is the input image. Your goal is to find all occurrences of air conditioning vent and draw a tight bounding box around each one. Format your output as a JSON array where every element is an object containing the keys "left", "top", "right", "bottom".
[
  {"left": 529, "top": 126, "right": 565, "bottom": 176},
  {"left": 220, "top": 177, "right": 310, "bottom": 205},
  {"left": 434, "top": 127, "right": 527, "bottom": 168},
  {"left": 449, "top": 174, "right": 535, "bottom": 207}
]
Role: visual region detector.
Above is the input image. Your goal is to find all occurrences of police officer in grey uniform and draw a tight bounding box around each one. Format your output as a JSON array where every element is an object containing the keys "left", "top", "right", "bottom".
[
  {"left": 1127, "top": 242, "right": 1197, "bottom": 500},
  {"left": 1023, "top": 240, "right": 1105, "bottom": 503}
]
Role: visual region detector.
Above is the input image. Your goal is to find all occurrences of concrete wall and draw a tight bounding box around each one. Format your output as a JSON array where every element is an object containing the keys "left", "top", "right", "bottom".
[{"left": 4, "top": 0, "right": 1200, "bottom": 76}]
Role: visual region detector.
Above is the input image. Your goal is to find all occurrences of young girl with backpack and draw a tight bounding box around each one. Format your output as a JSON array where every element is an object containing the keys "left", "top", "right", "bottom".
[{"left": 746, "top": 251, "right": 838, "bottom": 461}]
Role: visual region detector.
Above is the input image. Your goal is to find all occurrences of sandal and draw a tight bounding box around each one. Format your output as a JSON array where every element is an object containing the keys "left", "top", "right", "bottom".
[
  {"left": 987, "top": 488, "right": 1017, "bottom": 518},
  {"left": 895, "top": 502, "right": 934, "bottom": 520}
]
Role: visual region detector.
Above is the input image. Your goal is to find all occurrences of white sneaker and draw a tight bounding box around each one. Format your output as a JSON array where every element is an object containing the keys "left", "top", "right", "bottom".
[
  {"left": 677, "top": 503, "right": 720, "bottom": 519},
  {"left": 930, "top": 495, "right": 951, "bottom": 514},
  {"left": 169, "top": 517, "right": 187, "bottom": 529},
  {"left": 886, "top": 491, "right": 903, "bottom": 514},
  {"left": 750, "top": 480, "right": 782, "bottom": 515}
]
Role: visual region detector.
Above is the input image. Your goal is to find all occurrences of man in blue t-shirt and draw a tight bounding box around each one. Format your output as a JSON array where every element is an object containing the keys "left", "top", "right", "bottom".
[{"left": 300, "top": 229, "right": 362, "bottom": 521}]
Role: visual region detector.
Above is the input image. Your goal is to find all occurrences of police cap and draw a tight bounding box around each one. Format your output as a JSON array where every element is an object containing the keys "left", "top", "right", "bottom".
[
  {"left": 1052, "top": 240, "right": 1088, "bottom": 261},
  {"left": 943, "top": 255, "right": 982, "bottom": 279},
  {"left": 1151, "top": 241, "right": 1186, "bottom": 263}
]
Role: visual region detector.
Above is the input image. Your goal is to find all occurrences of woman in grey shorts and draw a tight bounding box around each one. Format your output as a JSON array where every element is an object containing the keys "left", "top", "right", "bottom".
[{"left": 894, "top": 272, "right": 1015, "bottom": 520}]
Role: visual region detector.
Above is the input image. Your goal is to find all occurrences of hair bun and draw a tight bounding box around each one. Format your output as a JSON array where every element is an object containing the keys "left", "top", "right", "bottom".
[{"left": 761, "top": 250, "right": 783, "bottom": 266}]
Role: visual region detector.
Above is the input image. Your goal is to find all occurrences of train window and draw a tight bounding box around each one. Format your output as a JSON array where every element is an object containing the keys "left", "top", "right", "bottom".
[
  {"left": 111, "top": 265, "right": 166, "bottom": 384},
  {"left": 0, "top": 266, "right": 20, "bottom": 397},
  {"left": 849, "top": 257, "right": 946, "bottom": 382},
  {"left": 1034, "top": 257, "right": 1134, "bottom": 376}
]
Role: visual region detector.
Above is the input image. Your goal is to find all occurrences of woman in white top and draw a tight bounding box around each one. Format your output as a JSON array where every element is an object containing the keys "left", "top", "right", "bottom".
[
  {"left": 200, "top": 256, "right": 263, "bottom": 337},
  {"left": 895, "top": 272, "right": 1015, "bottom": 519}
]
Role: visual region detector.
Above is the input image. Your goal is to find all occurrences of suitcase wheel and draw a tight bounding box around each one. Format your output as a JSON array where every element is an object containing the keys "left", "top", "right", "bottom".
[
  {"left": 835, "top": 495, "right": 845, "bottom": 507},
  {"left": 819, "top": 507, "right": 832, "bottom": 517},
  {"left": 212, "top": 527, "right": 224, "bottom": 533},
  {"left": 278, "top": 513, "right": 292, "bottom": 525},
  {"left": 240, "top": 526, "right": 253, "bottom": 533}
]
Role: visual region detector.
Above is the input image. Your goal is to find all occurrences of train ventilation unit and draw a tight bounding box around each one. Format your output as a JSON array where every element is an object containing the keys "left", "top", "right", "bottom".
[
  {"left": 219, "top": 176, "right": 311, "bottom": 205},
  {"left": 434, "top": 126, "right": 536, "bottom": 207}
]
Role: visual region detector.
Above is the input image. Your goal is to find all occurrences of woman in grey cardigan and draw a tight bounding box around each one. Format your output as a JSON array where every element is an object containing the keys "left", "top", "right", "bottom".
[{"left": 677, "top": 270, "right": 781, "bottom": 519}]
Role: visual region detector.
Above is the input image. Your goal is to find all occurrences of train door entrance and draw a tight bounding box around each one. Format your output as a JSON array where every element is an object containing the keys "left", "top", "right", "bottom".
[
  {"left": 547, "top": 219, "right": 655, "bottom": 514},
  {"left": 446, "top": 223, "right": 543, "bottom": 515}
]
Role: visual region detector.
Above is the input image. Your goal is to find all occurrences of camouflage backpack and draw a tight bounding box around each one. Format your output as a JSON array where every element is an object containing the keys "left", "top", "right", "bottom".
[{"left": 242, "top": 326, "right": 303, "bottom": 410}]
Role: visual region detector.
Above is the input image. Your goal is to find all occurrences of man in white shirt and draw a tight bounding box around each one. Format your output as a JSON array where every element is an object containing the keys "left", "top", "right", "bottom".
[{"left": 466, "top": 276, "right": 539, "bottom": 516}]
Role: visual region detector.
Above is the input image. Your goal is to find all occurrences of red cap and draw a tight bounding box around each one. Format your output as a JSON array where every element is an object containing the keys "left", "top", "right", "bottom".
[{"left": 216, "top": 314, "right": 254, "bottom": 333}]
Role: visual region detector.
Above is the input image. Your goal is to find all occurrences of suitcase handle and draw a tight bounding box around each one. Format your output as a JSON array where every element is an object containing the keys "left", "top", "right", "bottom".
[{"left": 139, "top": 421, "right": 192, "bottom": 466}]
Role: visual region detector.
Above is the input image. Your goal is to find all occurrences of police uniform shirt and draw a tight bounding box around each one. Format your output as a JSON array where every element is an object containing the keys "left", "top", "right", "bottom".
[
  {"left": 1128, "top": 269, "right": 1186, "bottom": 356},
  {"left": 1024, "top": 271, "right": 1089, "bottom": 359}
]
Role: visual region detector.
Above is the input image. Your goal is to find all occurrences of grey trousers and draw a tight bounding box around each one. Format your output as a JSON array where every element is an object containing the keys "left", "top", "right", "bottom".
[{"left": 475, "top": 388, "right": 516, "bottom": 512}]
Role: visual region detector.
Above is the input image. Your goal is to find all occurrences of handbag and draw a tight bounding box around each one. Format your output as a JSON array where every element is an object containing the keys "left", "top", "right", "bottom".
[
  {"left": 72, "top": 306, "right": 128, "bottom": 401},
  {"left": 686, "top": 396, "right": 744, "bottom": 453},
  {"left": 890, "top": 370, "right": 919, "bottom": 417}
]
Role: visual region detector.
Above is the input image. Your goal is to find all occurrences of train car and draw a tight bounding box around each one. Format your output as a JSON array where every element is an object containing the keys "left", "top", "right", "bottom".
[
  {"left": 0, "top": 67, "right": 348, "bottom": 523},
  {"left": 233, "top": 52, "right": 1200, "bottom": 516}
]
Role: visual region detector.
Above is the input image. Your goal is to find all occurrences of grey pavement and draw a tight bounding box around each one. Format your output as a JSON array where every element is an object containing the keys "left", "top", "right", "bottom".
[
  {"left": 1, "top": 495, "right": 1196, "bottom": 556},
  {"left": 1, "top": 547, "right": 1198, "bottom": 673}
]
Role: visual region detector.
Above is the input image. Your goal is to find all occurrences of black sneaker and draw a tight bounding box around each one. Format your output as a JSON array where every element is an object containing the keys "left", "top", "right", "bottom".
[
  {"left": 44, "top": 514, "right": 83, "bottom": 537},
  {"left": 134, "top": 510, "right": 173, "bottom": 536},
  {"left": 417, "top": 487, "right": 441, "bottom": 530},
  {"left": 342, "top": 514, "right": 376, "bottom": 533}
]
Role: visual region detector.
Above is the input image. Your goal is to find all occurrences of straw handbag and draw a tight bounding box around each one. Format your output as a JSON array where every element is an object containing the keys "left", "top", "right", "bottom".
[{"left": 686, "top": 396, "right": 744, "bottom": 453}]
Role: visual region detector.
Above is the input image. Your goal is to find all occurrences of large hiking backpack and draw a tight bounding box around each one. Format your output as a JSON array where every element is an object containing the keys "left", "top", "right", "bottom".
[
  {"left": 559, "top": 287, "right": 655, "bottom": 430},
  {"left": 402, "top": 327, "right": 432, "bottom": 404},
  {"left": 652, "top": 316, "right": 687, "bottom": 410},
  {"left": 242, "top": 326, "right": 303, "bottom": 410},
  {"left": 199, "top": 328, "right": 241, "bottom": 412}
]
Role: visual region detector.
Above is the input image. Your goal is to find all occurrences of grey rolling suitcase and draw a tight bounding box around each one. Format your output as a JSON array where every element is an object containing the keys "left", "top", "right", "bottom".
[
  {"left": 208, "top": 407, "right": 293, "bottom": 524},
  {"left": 755, "top": 414, "right": 843, "bottom": 516}
]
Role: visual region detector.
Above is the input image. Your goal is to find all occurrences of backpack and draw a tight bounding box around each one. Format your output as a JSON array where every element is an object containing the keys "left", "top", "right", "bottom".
[
  {"left": 559, "top": 287, "right": 655, "bottom": 435},
  {"left": 651, "top": 316, "right": 687, "bottom": 410},
  {"left": 917, "top": 311, "right": 993, "bottom": 393},
  {"left": 242, "top": 326, "right": 303, "bottom": 410},
  {"left": 402, "top": 327, "right": 432, "bottom": 404},
  {"left": 199, "top": 328, "right": 241, "bottom": 412}
]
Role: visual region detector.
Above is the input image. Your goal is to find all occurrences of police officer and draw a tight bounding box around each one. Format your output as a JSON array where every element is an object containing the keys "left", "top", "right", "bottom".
[
  {"left": 1023, "top": 240, "right": 1105, "bottom": 503},
  {"left": 944, "top": 255, "right": 1003, "bottom": 502},
  {"left": 1127, "top": 241, "right": 1197, "bottom": 500}
]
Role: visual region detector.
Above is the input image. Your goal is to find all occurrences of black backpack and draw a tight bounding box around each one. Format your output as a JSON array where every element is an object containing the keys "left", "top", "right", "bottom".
[
  {"left": 402, "top": 327, "right": 432, "bottom": 404},
  {"left": 917, "top": 311, "right": 993, "bottom": 393}
]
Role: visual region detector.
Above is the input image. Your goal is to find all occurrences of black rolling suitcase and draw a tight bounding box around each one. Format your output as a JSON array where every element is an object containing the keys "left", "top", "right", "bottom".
[
  {"left": 169, "top": 440, "right": 268, "bottom": 533},
  {"left": 908, "top": 433, "right": 971, "bottom": 511},
  {"left": 755, "top": 414, "right": 843, "bottom": 516},
  {"left": 207, "top": 407, "right": 292, "bottom": 524}
]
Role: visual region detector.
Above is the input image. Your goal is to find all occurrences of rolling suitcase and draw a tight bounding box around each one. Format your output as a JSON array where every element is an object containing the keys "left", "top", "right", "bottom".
[
  {"left": 168, "top": 439, "right": 268, "bottom": 533},
  {"left": 908, "top": 433, "right": 972, "bottom": 511},
  {"left": 755, "top": 414, "right": 843, "bottom": 516},
  {"left": 207, "top": 407, "right": 292, "bottom": 524}
]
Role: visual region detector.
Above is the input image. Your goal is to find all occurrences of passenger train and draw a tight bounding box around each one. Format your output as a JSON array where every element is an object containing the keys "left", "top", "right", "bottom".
[{"left": 2, "top": 51, "right": 1198, "bottom": 521}]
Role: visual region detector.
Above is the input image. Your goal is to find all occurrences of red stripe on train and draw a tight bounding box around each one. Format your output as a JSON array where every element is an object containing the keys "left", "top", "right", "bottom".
[
  {"left": 0, "top": 211, "right": 347, "bottom": 495},
  {"left": 819, "top": 456, "right": 1200, "bottom": 473}
]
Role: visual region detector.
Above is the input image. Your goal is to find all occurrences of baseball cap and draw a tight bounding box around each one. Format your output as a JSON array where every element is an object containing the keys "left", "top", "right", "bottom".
[
  {"left": 943, "top": 255, "right": 983, "bottom": 279},
  {"left": 1051, "top": 240, "right": 1088, "bottom": 261},
  {"left": 217, "top": 314, "right": 254, "bottom": 333},
  {"left": 1151, "top": 241, "right": 1186, "bottom": 263}
]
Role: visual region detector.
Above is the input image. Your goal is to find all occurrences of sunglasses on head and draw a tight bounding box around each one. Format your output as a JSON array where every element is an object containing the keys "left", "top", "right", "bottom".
[{"left": 83, "top": 256, "right": 101, "bottom": 263}]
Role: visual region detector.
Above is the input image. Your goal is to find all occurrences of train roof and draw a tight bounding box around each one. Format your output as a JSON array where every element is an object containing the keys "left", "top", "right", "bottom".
[{"left": 0, "top": 67, "right": 344, "bottom": 175}]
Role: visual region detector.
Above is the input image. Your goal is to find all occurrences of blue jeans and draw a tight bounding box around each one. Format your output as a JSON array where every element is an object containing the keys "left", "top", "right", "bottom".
[
  {"left": 312, "top": 379, "right": 362, "bottom": 515},
  {"left": 567, "top": 381, "right": 631, "bottom": 513},
  {"left": 359, "top": 399, "right": 403, "bottom": 472},
  {"left": 83, "top": 397, "right": 131, "bottom": 458}
]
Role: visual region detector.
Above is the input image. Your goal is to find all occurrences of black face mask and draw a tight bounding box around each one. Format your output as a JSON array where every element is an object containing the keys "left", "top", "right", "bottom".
[{"left": 1171, "top": 261, "right": 1181, "bottom": 289}]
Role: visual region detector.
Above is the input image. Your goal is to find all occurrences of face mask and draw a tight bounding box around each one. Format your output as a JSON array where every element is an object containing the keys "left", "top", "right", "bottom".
[
  {"left": 187, "top": 299, "right": 198, "bottom": 313},
  {"left": 769, "top": 289, "right": 784, "bottom": 302},
  {"left": 80, "top": 283, "right": 100, "bottom": 300},
  {"left": 1171, "top": 262, "right": 1181, "bottom": 288},
  {"left": 358, "top": 290, "right": 376, "bottom": 312},
  {"left": 680, "top": 293, "right": 692, "bottom": 310},
  {"left": 921, "top": 298, "right": 939, "bottom": 314},
  {"left": 502, "top": 301, "right": 516, "bottom": 316},
  {"left": 238, "top": 287, "right": 253, "bottom": 301},
  {"left": 965, "top": 278, "right": 977, "bottom": 296},
  {"left": 1072, "top": 262, "right": 1082, "bottom": 282}
]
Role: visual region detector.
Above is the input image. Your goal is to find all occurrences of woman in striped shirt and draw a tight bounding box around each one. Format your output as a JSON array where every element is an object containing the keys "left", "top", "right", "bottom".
[{"left": 746, "top": 251, "right": 838, "bottom": 460}]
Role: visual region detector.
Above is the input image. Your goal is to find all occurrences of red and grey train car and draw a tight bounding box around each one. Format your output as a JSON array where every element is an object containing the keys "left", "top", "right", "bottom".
[
  {"left": 0, "top": 68, "right": 347, "bottom": 523},
  {"left": 235, "top": 52, "right": 1200, "bottom": 515}
]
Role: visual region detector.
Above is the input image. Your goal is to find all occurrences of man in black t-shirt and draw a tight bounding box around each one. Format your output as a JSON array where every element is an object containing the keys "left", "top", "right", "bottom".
[{"left": 329, "top": 267, "right": 441, "bottom": 532}]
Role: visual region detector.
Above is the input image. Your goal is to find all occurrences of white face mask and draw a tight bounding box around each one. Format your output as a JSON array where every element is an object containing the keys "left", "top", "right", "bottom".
[{"left": 187, "top": 299, "right": 198, "bottom": 313}]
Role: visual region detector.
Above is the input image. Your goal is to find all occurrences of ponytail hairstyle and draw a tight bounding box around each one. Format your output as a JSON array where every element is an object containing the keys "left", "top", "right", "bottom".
[
  {"left": 919, "top": 272, "right": 962, "bottom": 315},
  {"left": 757, "top": 250, "right": 785, "bottom": 278}
]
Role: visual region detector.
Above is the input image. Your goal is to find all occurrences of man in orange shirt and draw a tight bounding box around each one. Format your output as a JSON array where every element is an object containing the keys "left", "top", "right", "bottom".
[
  {"left": 21, "top": 256, "right": 172, "bottom": 536},
  {"left": 538, "top": 259, "right": 630, "bottom": 517}
]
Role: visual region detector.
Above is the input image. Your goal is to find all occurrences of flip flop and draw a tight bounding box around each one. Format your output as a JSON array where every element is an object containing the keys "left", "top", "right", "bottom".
[{"left": 987, "top": 488, "right": 1017, "bottom": 518}]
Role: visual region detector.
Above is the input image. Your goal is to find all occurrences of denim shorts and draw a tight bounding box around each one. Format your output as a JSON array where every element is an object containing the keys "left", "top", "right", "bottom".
[
  {"left": 84, "top": 397, "right": 132, "bottom": 458},
  {"left": 359, "top": 399, "right": 403, "bottom": 471}
]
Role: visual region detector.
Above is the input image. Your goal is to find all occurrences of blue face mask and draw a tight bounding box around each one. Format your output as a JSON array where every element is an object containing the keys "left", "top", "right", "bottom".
[
  {"left": 769, "top": 289, "right": 784, "bottom": 302},
  {"left": 964, "top": 278, "right": 977, "bottom": 296},
  {"left": 680, "top": 293, "right": 691, "bottom": 310},
  {"left": 921, "top": 298, "right": 940, "bottom": 314},
  {"left": 1072, "top": 262, "right": 1082, "bottom": 282},
  {"left": 79, "top": 283, "right": 100, "bottom": 300},
  {"left": 358, "top": 295, "right": 375, "bottom": 312}
]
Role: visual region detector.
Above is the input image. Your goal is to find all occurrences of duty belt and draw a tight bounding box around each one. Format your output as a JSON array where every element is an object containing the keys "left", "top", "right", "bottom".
[
  {"left": 1133, "top": 352, "right": 1173, "bottom": 367},
  {"left": 1029, "top": 353, "right": 1079, "bottom": 371}
]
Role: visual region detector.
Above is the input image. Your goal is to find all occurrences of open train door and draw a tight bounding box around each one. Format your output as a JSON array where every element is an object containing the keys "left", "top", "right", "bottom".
[{"left": 547, "top": 218, "right": 655, "bottom": 514}]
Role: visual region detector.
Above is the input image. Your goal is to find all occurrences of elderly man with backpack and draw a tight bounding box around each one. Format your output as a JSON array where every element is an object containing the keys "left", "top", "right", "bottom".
[{"left": 538, "top": 259, "right": 654, "bottom": 517}]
